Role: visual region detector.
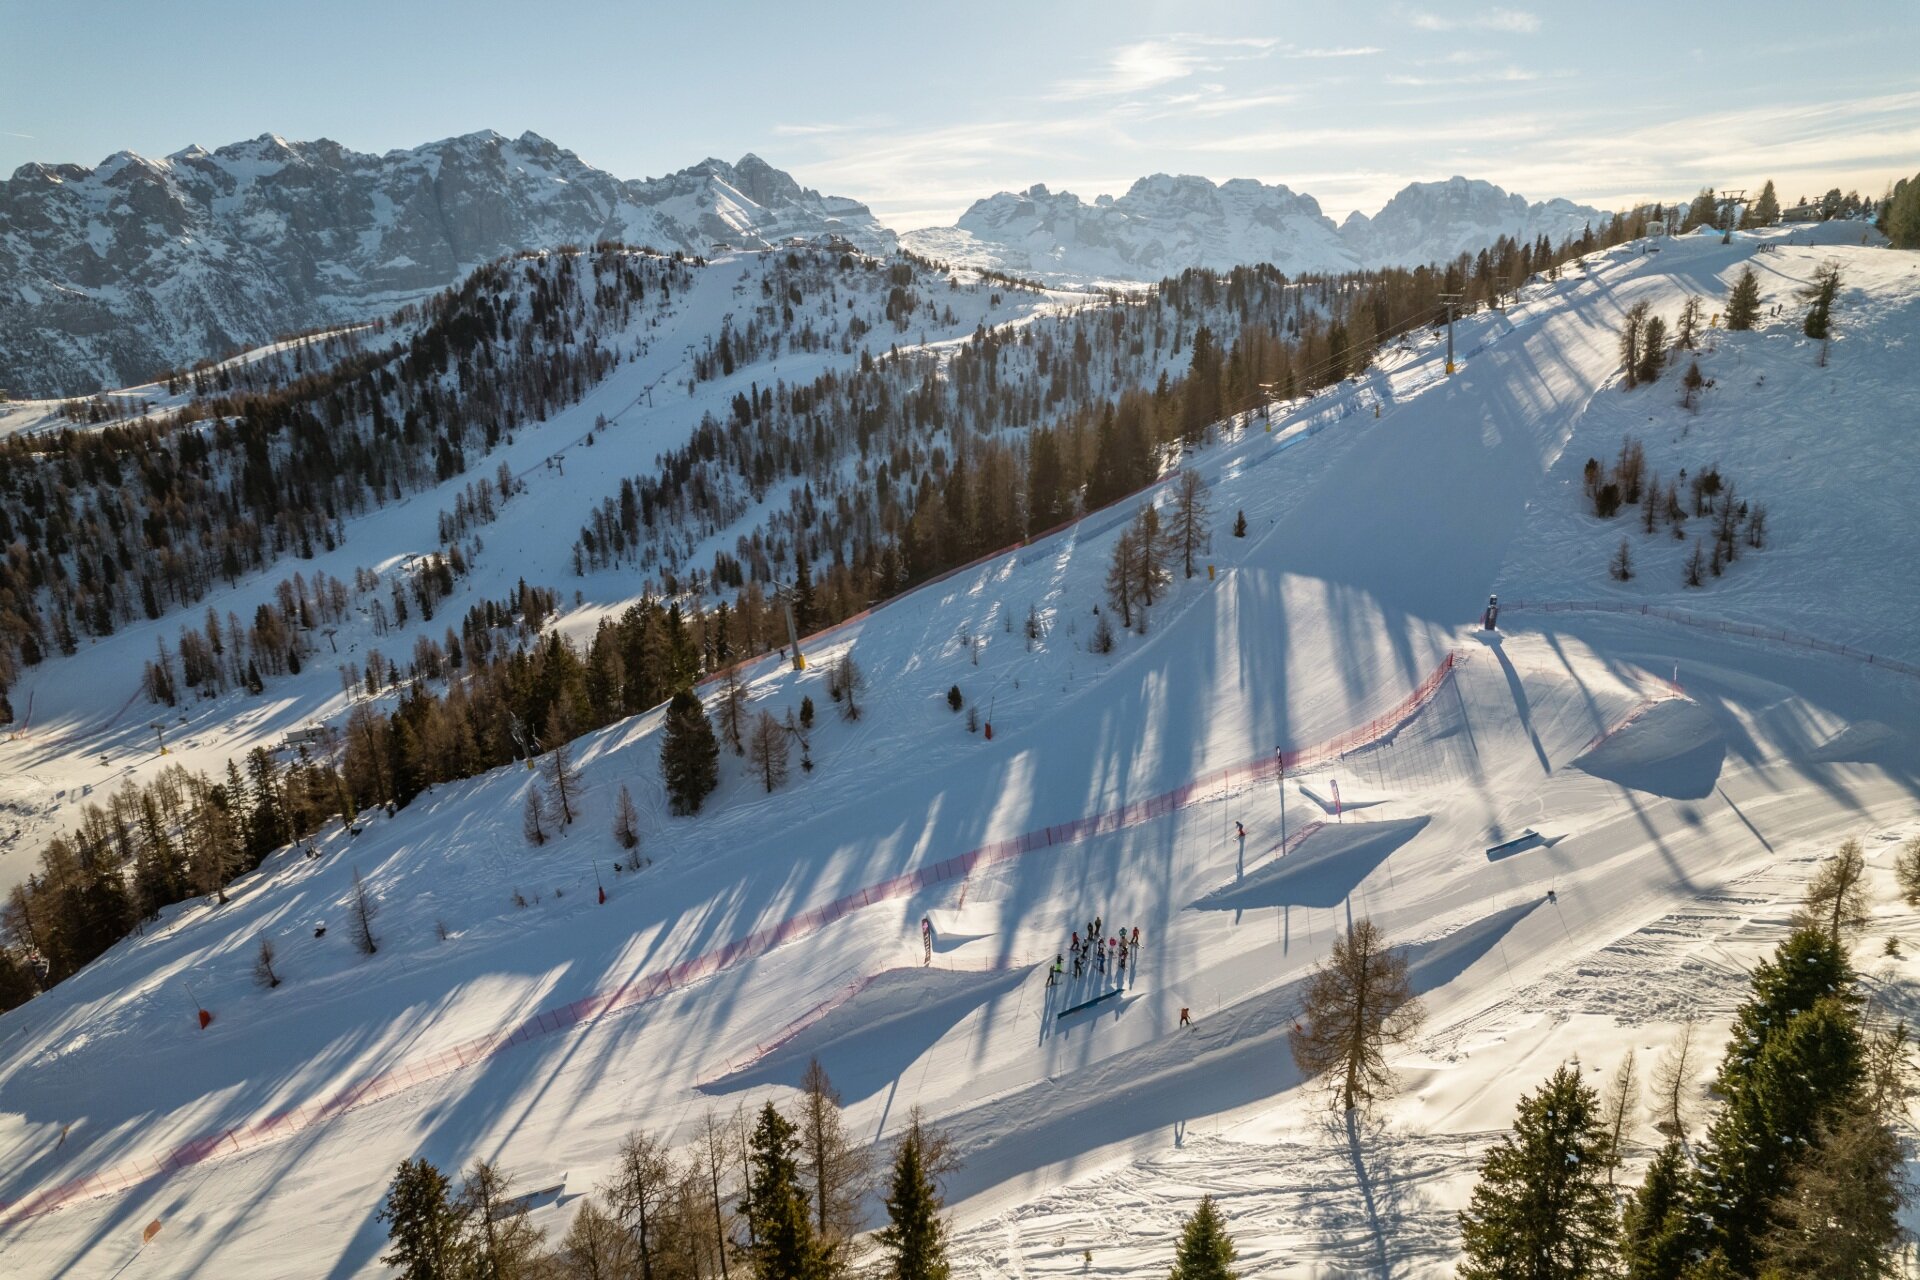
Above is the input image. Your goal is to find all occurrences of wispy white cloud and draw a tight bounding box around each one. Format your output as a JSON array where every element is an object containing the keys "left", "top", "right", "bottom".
[
  {"left": 1284, "top": 46, "right": 1382, "bottom": 59},
  {"left": 771, "top": 122, "right": 856, "bottom": 138},
  {"left": 1386, "top": 67, "right": 1544, "bottom": 87},
  {"left": 1406, "top": 7, "right": 1542, "bottom": 33},
  {"left": 1047, "top": 34, "right": 1278, "bottom": 101}
]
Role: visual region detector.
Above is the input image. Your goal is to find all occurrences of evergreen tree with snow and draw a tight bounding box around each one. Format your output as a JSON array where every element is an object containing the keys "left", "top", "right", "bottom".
[
  {"left": 379, "top": 1157, "right": 470, "bottom": 1280},
  {"left": 1799, "top": 261, "right": 1842, "bottom": 340},
  {"left": 1621, "top": 1138, "right": 1698, "bottom": 1280},
  {"left": 1693, "top": 927, "right": 1864, "bottom": 1274},
  {"left": 875, "top": 1113, "right": 952, "bottom": 1280},
  {"left": 1636, "top": 316, "right": 1667, "bottom": 385},
  {"left": 1456, "top": 1064, "right": 1618, "bottom": 1280},
  {"left": 1168, "top": 1195, "right": 1238, "bottom": 1280},
  {"left": 740, "top": 1102, "right": 829, "bottom": 1280},
  {"left": 661, "top": 689, "right": 721, "bottom": 815},
  {"left": 1725, "top": 269, "right": 1763, "bottom": 332},
  {"left": 1745, "top": 180, "right": 1781, "bottom": 228}
]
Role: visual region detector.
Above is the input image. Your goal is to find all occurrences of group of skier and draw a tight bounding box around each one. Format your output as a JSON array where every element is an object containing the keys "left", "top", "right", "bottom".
[{"left": 1047, "top": 915, "right": 1144, "bottom": 988}]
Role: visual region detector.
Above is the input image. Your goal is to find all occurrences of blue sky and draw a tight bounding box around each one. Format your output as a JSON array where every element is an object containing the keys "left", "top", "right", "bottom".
[{"left": 3, "top": 1, "right": 1915, "bottom": 229}]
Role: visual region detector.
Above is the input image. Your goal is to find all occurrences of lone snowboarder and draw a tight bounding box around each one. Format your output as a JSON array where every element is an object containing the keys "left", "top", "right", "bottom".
[{"left": 1482, "top": 593, "right": 1500, "bottom": 631}]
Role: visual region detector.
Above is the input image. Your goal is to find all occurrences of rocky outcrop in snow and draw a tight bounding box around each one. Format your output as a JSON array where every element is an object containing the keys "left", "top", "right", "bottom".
[{"left": 0, "top": 133, "right": 893, "bottom": 396}]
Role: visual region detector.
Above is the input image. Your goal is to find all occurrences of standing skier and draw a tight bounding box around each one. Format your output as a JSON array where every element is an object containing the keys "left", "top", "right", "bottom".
[
  {"left": 1235, "top": 820, "right": 1246, "bottom": 840},
  {"left": 1130, "top": 925, "right": 1141, "bottom": 950},
  {"left": 1048, "top": 955, "right": 1063, "bottom": 987}
]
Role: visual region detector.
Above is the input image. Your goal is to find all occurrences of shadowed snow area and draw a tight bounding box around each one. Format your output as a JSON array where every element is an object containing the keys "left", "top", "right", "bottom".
[
  {"left": 1570, "top": 697, "right": 1726, "bottom": 799},
  {"left": 701, "top": 966, "right": 1031, "bottom": 1098},
  {"left": 3, "top": 223, "right": 1920, "bottom": 1279},
  {"left": 1192, "top": 817, "right": 1431, "bottom": 911}
]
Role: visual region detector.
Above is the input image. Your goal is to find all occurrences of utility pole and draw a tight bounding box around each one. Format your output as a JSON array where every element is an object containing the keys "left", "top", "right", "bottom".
[
  {"left": 1719, "top": 189, "right": 1747, "bottom": 244},
  {"left": 776, "top": 586, "right": 805, "bottom": 671},
  {"left": 1439, "top": 294, "right": 1464, "bottom": 374}
]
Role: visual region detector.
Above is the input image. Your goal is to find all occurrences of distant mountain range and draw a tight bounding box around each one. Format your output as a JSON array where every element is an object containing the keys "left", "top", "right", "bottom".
[
  {"left": 901, "top": 174, "right": 1605, "bottom": 285},
  {"left": 0, "top": 132, "right": 895, "bottom": 397},
  {"left": 0, "top": 130, "right": 1605, "bottom": 397}
]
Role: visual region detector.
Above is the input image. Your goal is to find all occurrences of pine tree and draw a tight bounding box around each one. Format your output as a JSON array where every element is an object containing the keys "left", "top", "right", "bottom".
[
  {"left": 740, "top": 1102, "right": 827, "bottom": 1280},
  {"left": 457, "top": 1159, "right": 548, "bottom": 1279},
  {"left": 1621, "top": 1138, "right": 1698, "bottom": 1280},
  {"left": 1756, "top": 1107, "right": 1908, "bottom": 1280},
  {"left": 1696, "top": 928, "right": 1865, "bottom": 1274},
  {"left": 524, "top": 783, "right": 549, "bottom": 847},
  {"left": 748, "top": 711, "right": 790, "bottom": 794},
  {"left": 349, "top": 865, "right": 378, "bottom": 955},
  {"left": 719, "top": 667, "right": 750, "bottom": 756},
  {"left": 379, "top": 1157, "right": 470, "bottom": 1280},
  {"left": 1637, "top": 316, "right": 1668, "bottom": 384},
  {"left": 1105, "top": 527, "right": 1139, "bottom": 631},
  {"left": 1648, "top": 1020, "right": 1700, "bottom": 1138},
  {"left": 1611, "top": 538, "right": 1634, "bottom": 581},
  {"left": 543, "top": 707, "right": 581, "bottom": 827},
  {"left": 1895, "top": 835, "right": 1920, "bottom": 907},
  {"left": 875, "top": 1113, "right": 952, "bottom": 1280},
  {"left": 661, "top": 689, "right": 721, "bottom": 815},
  {"left": 1681, "top": 361, "right": 1705, "bottom": 412},
  {"left": 1746, "top": 180, "right": 1780, "bottom": 228},
  {"left": 606, "top": 1129, "right": 676, "bottom": 1280},
  {"left": 835, "top": 654, "right": 863, "bottom": 721},
  {"left": 612, "top": 784, "right": 641, "bottom": 851},
  {"left": 1597, "top": 1049, "right": 1638, "bottom": 1188},
  {"left": 1232, "top": 509, "right": 1247, "bottom": 538},
  {"left": 1287, "top": 918, "right": 1423, "bottom": 1113},
  {"left": 1171, "top": 470, "right": 1211, "bottom": 579},
  {"left": 253, "top": 934, "right": 281, "bottom": 989},
  {"left": 1620, "top": 300, "right": 1650, "bottom": 388},
  {"left": 1457, "top": 1064, "right": 1619, "bottom": 1280},
  {"left": 1799, "top": 261, "right": 1842, "bottom": 340},
  {"left": 1168, "top": 1195, "right": 1238, "bottom": 1280},
  {"left": 1725, "top": 268, "right": 1763, "bottom": 331},
  {"left": 553, "top": 1196, "right": 640, "bottom": 1280},
  {"left": 798, "top": 1058, "right": 872, "bottom": 1268},
  {"left": 1130, "top": 505, "right": 1171, "bottom": 612},
  {"left": 1797, "top": 838, "right": 1869, "bottom": 943}
]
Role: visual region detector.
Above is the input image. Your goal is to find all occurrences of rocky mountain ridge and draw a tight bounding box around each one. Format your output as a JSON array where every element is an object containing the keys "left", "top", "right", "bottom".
[{"left": 0, "top": 131, "right": 894, "bottom": 396}]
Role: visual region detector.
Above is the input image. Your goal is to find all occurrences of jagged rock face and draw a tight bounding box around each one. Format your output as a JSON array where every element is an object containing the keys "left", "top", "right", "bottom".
[
  {"left": 904, "top": 173, "right": 1605, "bottom": 286},
  {"left": 0, "top": 133, "right": 894, "bottom": 396},
  {"left": 1341, "top": 175, "right": 1602, "bottom": 270},
  {"left": 907, "top": 174, "right": 1353, "bottom": 282}
]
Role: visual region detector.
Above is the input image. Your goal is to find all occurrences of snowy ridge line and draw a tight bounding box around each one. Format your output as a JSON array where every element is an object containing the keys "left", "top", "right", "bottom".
[
  {"left": 0, "top": 654, "right": 1456, "bottom": 1226},
  {"left": 694, "top": 953, "right": 1039, "bottom": 1087},
  {"left": 1503, "top": 601, "right": 1920, "bottom": 678}
]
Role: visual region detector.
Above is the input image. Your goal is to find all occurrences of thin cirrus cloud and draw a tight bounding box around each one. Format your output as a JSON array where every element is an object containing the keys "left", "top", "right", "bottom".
[
  {"left": 1405, "top": 7, "right": 1542, "bottom": 33},
  {"left": 1046, "top": 34, "right": 1278, "bottom": 101}
]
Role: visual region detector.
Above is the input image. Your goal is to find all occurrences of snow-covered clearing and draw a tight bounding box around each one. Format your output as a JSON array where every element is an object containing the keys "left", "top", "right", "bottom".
[{"left": 1, "top": 222, "right": 1917, "bottom": 1277}]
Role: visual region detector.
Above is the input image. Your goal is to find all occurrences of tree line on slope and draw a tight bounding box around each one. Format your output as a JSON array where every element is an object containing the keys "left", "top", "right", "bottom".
[
  {"left": 0, "top": 191, "right": 1736, "bottom": 1006},
  {"left": 1454, "top": 840, "right": 1917, "bottom": 1279},
  {"left": 376, "top": 1060, "right": 958, "bottom": 1280}
]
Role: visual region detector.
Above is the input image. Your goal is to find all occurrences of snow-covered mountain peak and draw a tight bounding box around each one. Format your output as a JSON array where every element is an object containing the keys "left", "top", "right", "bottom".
[{"left": 0, "top": 134, "right": 895, "bottom": 396}]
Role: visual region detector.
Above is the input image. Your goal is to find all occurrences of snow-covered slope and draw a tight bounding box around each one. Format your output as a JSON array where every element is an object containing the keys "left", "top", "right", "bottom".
[
  {"left": 2, "top": 223, "right": 1917, "bottom": 1279},
  {"left": 904, "top": 174, "right": 1605, "bottom": 284},
  {"left": 0, "top": 133, "right": 893, "bottom": 397}
]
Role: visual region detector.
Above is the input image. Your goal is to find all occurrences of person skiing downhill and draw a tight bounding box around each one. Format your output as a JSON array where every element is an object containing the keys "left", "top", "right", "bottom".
[
  {"left": 1131, "top": 925, "right": 1141, "bottom": 950},
  {"left": 1071, "top": 930, "right": 1080, "bottom": 956},
  {"left": 1235, "top": 821, "right": 1246, "bottom": 840}
]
